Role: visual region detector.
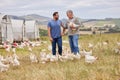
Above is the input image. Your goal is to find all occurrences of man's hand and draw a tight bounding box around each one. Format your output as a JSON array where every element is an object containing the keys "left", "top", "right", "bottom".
[
  {"left": 48, "top": 27, "right": 53, "bottom": 42},
  {"left": 69, "top": 23, "right": 77, "bottom": 31},
  {"left": 49, "top": 37, "right": 53, "bottom": 42},
  {"left": 70, "top": 23, "right": 74, "bottom": 28},
  {"left": 61, "top": 32, "right": 65, "bottom": 36}
]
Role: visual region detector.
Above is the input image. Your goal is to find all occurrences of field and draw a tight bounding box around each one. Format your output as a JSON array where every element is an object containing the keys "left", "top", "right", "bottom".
[{"left": 0, "top": 33, "right": 120, "bottom": 80}]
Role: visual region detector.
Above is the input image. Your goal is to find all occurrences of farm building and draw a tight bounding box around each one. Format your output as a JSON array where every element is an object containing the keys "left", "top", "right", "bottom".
[
  {"left": 11, "top": 19, "right": 39, "bottom": 41},
  {"left": 25, "top": 20, "right": 39, "bottom": 40},
  {"left": 0, "top": 14, "right": 13, "bottom": 44},
  {"left": 11, "top": 19, "right": 25, "bottom": 41}
]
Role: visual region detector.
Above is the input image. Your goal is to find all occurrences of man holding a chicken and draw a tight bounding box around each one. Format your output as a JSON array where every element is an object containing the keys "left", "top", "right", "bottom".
[{"left": 65, "top": 10, "right": 81, "bottom": 55}]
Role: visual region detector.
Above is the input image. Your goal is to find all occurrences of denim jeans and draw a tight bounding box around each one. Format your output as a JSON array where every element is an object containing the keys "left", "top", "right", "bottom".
[
  {"left": 68, "top": 34, "right": 79, "bottom": 54},
  {"left": 52, "top": 36, "right": 62, "bottom": 55}
]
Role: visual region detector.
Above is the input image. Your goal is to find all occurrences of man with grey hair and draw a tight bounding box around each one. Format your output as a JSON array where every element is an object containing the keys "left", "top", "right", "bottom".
[{"left": 65, "top": 10, "right": 81, "bottom": 55}]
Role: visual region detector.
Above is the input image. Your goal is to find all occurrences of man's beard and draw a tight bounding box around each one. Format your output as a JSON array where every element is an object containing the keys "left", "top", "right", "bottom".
[{"left": 55, "top": 17, "right": 59, "bottom": 20}]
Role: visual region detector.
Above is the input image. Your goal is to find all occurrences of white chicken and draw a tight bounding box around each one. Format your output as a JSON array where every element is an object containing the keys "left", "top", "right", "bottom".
[
  {"left": 117, "top": 42, "right": 120, "bottom": 46},
  {"left": 42, "top": 41, "right": 47, "bottom": 44},
  {"left": 5, "top": 46, "right": 11, "bottom": 52},
  {"left": 114, "top": 48, "right": 120, "bottom": 54},
  {"left": 13, "top": 53, "right": 19, "bottom": 59},
  {"left": 18, "top": 42, "right": 24, "bottom": 49},
  {"left": 0, "top": 55, "right": 7, "bottom": 63},
  {"left": 46, "top": 54, "right": 52, "bottom": 61},
  {"left": 3, "top": 42, "right": 11, "bottom": 52},
  {"left": 48, "top": 45, "right": 52, "bottom": 51},
  {"left": 0, "top": 61, "right": 9, "bottom": 72},
  {"left": 12, "top": 48, "right": 16, "bottom": 53},
  {"left": 5, "top": 56, "right": 14, "bottom": 64},
  {"left": 88, "top": 43, "right": 94, "bottom": 48},
  {"left": 83, "top": 50, "right": 92, "bottom": 56},
  {"left": 0, "top": 55, "right": 4, "bottom": 61},
  {"left": 20, "top": 42, "right": 26, "bottom": 48},
  {"left": 40, "top": 53, "right": 47, "bottom": 63},
  {"left": 28, "top": 47, "right": 32, "bottom": 52},
  {"left": 29, "top": 42, "right": 36, "bottom": 47},
  {"left": 13, "top": 56, "right": 20, "bottom": 66},
  {"left": 29, "top": 53, "right": 38, "bottom": 63},
  {"left": 80, "top": 50, "right": 85, "bottom": 56},
  {"left": 69, "top": 22, "right": 79, "bottom": 28},
  {"left": 63, "top": 40, "right": 69, "bottom": 44},
  {"left": 85, "top": 55, "right": 97, "bottom": 64},
  {"left": 35, "top": 43, "right": 41, "bottom": 47},
  {"left": 103, "top": 42, "right": 108, "bottom": 45},
  {"left": 62, "top": 54, "right": 74, "bottom": 61},
  {"left": 58, "top": 55, "right": 64, "bottom": 62},
  {"left": 18, "top": 45, "right": 23, "bottom": 49}
]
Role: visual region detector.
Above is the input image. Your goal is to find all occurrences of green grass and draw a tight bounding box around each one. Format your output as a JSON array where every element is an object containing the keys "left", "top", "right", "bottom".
[
  {"left": 39, "top": 29, "right": 48, "bottom": 36},
  {"left": 0, "top": 33, "right": 120, "bottom": 80},
  {"left": 112, "top": 19, "right": 120, "bottom": 27}
]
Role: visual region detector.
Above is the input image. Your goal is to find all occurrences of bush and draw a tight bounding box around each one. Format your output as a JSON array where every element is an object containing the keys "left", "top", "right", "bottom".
[{"left": 39, "top": 29, "right": 48, "bottom": 36}]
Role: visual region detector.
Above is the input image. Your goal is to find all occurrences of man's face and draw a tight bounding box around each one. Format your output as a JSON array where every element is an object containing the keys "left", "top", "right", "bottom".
[
  {"left": 54, "top": 14, "right": 59, "bottom": 20},
  {"left": 67, "top": 12, "right": 73, "bottom": 19}
]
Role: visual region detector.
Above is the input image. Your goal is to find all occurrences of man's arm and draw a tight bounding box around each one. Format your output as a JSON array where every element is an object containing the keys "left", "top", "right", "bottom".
[
  {"left": 47, "top": 25, "right": 53, "bottom": 42},
  {"left": 70, "top": 18, "right": 81, "bottom": 30},
  {"left": 74, "top": 18, "right": 81, "bottom": 27},
  {"left": 61, "top": 22, "right": 66, "bottom": 36}
]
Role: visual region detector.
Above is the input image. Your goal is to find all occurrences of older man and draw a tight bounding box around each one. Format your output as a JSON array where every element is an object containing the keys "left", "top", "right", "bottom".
[{"left": 65, "top": 10, "right": 81, "bottom": 55}]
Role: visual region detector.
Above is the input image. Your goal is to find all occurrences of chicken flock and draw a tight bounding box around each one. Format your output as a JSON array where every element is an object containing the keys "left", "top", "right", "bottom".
[{"left": 0, "top": 40, "right": 120, "bottom": 72}]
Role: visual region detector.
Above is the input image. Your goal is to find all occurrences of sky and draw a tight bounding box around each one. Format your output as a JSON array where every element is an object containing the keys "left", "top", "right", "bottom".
[{"left": 0, "top": 0, "right": 120, "bottom": 19}]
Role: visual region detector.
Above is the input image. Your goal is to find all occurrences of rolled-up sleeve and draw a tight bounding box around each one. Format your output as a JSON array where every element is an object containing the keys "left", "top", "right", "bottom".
[
  {"left": 74, "top": 18, "right": 81, "bottom": 28},
  {"left": 47, "top": 22, "right": 51, "bottom": 28}
]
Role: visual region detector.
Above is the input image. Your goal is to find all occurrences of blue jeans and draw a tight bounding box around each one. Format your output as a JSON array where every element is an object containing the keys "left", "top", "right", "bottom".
[
  {"left": 52, "top": 36, "right": 62, "bottom": 55},
  {"left": 69, "top": 34, "right": 79, "bottom": 54}
]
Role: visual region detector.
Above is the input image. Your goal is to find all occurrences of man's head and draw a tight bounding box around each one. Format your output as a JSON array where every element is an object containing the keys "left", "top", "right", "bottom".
[
  {"left": 53, "top": 12, "right": 59, "bottom": 20},
  {"left": 66, "top": 10, "right": 74, "bottom": 19}
]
